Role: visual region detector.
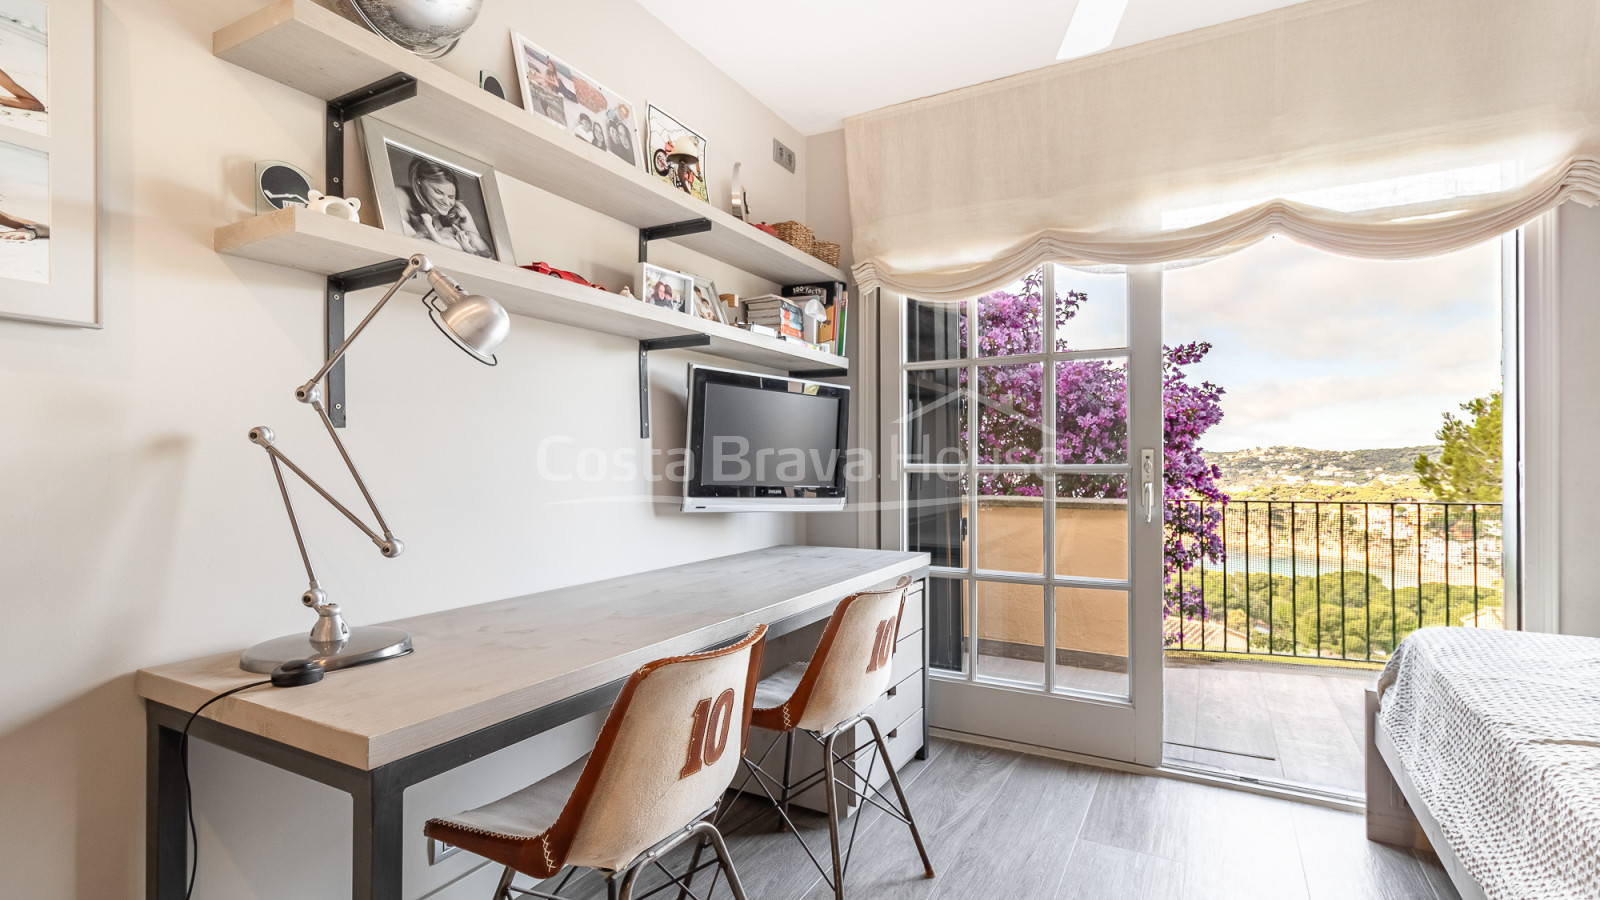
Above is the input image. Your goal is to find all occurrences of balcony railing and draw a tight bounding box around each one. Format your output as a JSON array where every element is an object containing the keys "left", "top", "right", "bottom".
[{"left": 1168, "top": 500, "right": 1504, "bottom": 663}]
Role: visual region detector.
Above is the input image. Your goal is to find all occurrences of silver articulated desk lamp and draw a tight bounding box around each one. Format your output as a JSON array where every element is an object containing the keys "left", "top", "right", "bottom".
[{"left": 240, "top": 253, "right": 510, "bottom": 674}]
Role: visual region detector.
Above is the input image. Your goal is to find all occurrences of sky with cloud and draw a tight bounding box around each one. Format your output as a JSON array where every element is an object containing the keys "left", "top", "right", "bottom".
[{"left": 1159, "top": 235, "right": 1503, "bottom": 452}]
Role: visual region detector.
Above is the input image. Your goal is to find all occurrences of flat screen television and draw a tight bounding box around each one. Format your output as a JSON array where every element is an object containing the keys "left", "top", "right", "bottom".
[{"left": 683, "top": 364, "right": 850, "bottom": 513}]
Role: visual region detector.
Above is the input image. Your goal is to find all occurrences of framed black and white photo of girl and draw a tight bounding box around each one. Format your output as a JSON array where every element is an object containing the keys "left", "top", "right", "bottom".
[
  {"left": 0, "top": 0, "right": 98, "bottom": 326},
  {"left": 358, "top": 118, "right": 515, "bottom": 264}
]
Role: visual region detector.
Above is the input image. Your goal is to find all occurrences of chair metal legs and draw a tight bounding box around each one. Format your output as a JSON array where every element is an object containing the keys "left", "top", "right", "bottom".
[
  {"left": 779, "top": 730, "right": 796, "bottom": 818},
  {"left": 490, "top": 817, "right": 745, "bottom": 900},
  {"left": 736, "top": 715, "right": 933, "bottom": 900},
  {"left": 820, "top": 731, "right": 847, "bottom": 900},
  {"left": 698, "top": 821, "right": 751, "bottom": 900},
  {"left": 862, "top": 716, "right": 934, "bottom": 879}
]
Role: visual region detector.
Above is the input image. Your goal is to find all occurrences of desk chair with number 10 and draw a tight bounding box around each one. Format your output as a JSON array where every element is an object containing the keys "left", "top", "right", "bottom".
[
  {"left": 721, "top": 579, "right": 934, "bottom": 899},
  {"left": 425, "top": 625, "right": 768, "bottom": 900}
]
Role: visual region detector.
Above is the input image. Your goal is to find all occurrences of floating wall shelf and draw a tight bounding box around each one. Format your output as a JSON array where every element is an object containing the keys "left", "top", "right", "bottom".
[
  {"left": 216, "top": 208, "right": 848, "bottom": 375},
  {"left": 214, "top": 0, "right": 848, "bottom": 286}
]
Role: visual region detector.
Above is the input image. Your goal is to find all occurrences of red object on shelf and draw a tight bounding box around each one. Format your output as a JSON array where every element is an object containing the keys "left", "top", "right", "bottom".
[
  {"left": 753, "top": 223, "right": 778, "bottom": 237},
  {"left": 521, "top": 261, "right": 606, "bottom": 290}
]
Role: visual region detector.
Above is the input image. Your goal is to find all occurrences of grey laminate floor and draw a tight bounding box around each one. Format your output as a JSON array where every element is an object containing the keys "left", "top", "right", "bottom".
[
  {"left": 954, "top": 652, "right": 1375, "bottom": 796},
  {"left": 1164, "top": 657, "right": 1376, "bottom": 796},
  {"left": 539, "top": 737, "right": 1459, "bottom": 900}
]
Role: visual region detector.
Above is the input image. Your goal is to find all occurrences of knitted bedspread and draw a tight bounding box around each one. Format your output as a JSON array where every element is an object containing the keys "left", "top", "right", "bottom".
[{"left": 1377, "top": 627, "right": 1600, "bottom": 899}]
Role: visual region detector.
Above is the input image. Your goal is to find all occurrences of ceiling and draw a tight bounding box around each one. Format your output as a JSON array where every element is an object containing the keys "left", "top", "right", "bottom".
[{"left": 636, "top": 0, "right": 1312, "bottom": 135}]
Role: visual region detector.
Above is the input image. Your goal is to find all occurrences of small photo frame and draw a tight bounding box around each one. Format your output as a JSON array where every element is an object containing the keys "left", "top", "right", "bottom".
[
  {"left": 645, "top": 104, "right": 708, "bottom": 203},
  {"left": 359, "top": 118, "right": 514, "bottom": 263},
  {"left": 510, "top": 33, "right": 567, "bottom": 127},
  {"left": 255, "top": 160, "right": 313, "bottom": 215},
  {"left": 479, "top": 70, "right": 506, "bottom": 101},
  {"left": 639, "top": 262, "right": 692, "bottom": 314},
  {"left": 691, "top": 275, "right": 726, "bottom": 325}
]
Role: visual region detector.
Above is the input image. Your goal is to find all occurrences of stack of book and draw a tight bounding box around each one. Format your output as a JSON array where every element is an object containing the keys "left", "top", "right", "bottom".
[{"left": 744, "top": 294, "right": 806, "bottom": 340}]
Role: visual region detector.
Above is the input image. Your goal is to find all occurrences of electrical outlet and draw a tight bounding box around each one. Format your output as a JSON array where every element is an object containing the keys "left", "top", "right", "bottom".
[
  {"left": 773, "top": 139, "right": 796, "bottom": 173},
  {"left": 428, "top": 837, "right": 463, "bottom": 865}
]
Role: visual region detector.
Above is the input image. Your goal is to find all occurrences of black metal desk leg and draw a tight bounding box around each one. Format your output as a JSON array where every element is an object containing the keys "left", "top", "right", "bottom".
[
  {"left": 147, "top": 715, "right": 187, "bottom": 899},
  {"left": 352, "top": 771, "right": 404, "bottom": 900}
]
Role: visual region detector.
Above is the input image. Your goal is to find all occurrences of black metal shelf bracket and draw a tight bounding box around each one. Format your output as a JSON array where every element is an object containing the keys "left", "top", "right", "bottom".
[
  {"left": 325, "top": 73, "right": 418, "bottom": 196},
  {"left": 323, "top": 258, "right": 409, "bottom": 428},
  {"left": 638, "top": 218, "right": 712, "bottom": 264},
  {"left": 638, "top": 335, "right": 712, "bottom": 438},
  {"left": 790, "top": 368, "right": 848, "bottom": 379}
]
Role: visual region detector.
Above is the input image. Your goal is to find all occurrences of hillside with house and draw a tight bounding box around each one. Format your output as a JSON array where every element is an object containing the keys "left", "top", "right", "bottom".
[{"left": 1204, "top": 445, "right": 1441, "bottom": 501}]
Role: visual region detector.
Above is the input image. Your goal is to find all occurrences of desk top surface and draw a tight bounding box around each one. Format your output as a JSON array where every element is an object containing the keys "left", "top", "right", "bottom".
[{"left": 136, "top": 546, "right": 927, "bottom": 770}]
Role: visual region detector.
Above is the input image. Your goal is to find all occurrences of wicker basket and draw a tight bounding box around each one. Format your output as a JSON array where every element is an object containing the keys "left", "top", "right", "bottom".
[
  {"left": 771, "top": 220, "right": 814, "bottom": 254},
  {"left": 811, "top": 240, "right": 841, "bottom": 267}
]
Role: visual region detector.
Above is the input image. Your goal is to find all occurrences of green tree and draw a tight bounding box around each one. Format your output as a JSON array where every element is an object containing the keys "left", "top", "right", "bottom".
[{"left": 1415, "top": 392, "right": 1502, "bottom": 502}]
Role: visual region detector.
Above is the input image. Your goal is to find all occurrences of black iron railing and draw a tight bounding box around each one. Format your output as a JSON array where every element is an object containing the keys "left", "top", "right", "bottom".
[{"left": 1167, "top": 500, "right": 1504, "bottom": 662}]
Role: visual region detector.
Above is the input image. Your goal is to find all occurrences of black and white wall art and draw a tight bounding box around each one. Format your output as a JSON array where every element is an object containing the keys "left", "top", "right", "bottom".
[
  {"left": 0, "top": 0, "right": 95, "bottom": 326},
  {"left": 359, "top": 118, "right": 515, "bottom": 264}
]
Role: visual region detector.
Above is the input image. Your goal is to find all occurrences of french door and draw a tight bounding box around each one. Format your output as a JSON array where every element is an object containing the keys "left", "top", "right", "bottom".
[{"left": 880, "top": 265, "right": 1166, "bottom": 764}]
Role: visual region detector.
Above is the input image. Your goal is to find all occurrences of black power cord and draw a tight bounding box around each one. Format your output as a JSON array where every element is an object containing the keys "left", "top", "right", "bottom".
[
  {"left": 180, "top": 658, "right": 324, "bottom": 898},
  {"left": 181, "top": 680, "right": 270, "bottom": 899}
]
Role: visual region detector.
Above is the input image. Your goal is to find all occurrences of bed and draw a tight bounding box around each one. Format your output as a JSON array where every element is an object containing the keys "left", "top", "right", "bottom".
[{"left": 1366, "top": 627, "right": 1600, "bottom": 900}]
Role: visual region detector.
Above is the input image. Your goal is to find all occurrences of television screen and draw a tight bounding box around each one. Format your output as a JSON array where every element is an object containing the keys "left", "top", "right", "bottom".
[{"left": 684, "top": 365, "right": 850, "bottom": 512}]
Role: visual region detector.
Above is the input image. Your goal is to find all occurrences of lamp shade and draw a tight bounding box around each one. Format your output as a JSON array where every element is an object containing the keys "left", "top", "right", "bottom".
[
  {"left": 423, "top": 267, "right": 509, "bottom": 365},
  {"left": 434, "top": 293, "right": 509, "bottom": 364}
]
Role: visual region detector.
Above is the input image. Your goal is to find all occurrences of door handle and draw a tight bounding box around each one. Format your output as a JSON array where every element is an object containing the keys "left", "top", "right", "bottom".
[{"left": 1141, "top": 449, "right": 1156, "bottom": 524}]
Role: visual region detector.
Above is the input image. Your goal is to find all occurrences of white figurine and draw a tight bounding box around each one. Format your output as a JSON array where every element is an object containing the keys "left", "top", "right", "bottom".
[{"left": 305, "top": 190, "right": 362, "bottom": 222}]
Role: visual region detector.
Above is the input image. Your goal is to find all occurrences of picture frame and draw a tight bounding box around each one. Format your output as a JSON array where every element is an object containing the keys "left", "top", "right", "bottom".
[
  {"left": 511, "top": 33, "right": 639, "bottom": 168},
  {"left": 691, "top": 275, "right": 727, "bottom": 325},
  {"left": 358, "top": 118, "right": 515, "bottom": 264},
  {"left": 255, "top": 160, "right": 313, "bottom": 215},
  {"left": 510, "top": 33, "right": 567, "bottom": 128},
  {"left": 639, "top": 262, "right": 692, "bottom": 315},
  {"left": 0, "top": 0, "right": 98, "bottom": 327},
  {"left": 562, "top": 65, "right": 637, "bottom": 167},
  {"left": 645, "top": 104, "right": 708, "bottom": 203}
]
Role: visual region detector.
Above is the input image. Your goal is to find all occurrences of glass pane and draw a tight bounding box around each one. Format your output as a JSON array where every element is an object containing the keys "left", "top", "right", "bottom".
[
  {"left": 908, "top": 472, "right": 968, "bottom": 569},
  {"left": 1054, "top": 587, "right": 1129, "bottom": 697},
  {"left": 976, "top": 474, "right": 1044, "bottom": 574},
  {"left": 905, "top": 367, "right": 967, "bottom": 464},
  {"left": 978, "top": 582, "right": 1045, "bottom": 686},
  {"left": 1055, "top": 474, "right": 1129, "bottom": 581},
  {"left": 977, "top": 362, "right": 1043, "bottom": 464},
  {"left": 907, "top": 297, "right": 965, "bottom": 362},
  {"left": 927, "top": 576, "right": 968, "bottom": 674},
  {"left": 1054, "top": 265, "right": 1128, "bottom": 352},
  {"left": 976, "top": 268, "right": 1044, "bottom": 357},
  {"left": 1055, "top": 356, "right": 1128, "bottom": 464}
]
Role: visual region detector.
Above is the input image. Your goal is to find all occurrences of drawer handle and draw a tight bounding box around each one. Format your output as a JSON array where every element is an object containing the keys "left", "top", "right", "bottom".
[
  {"left": 886, "top": 686, "right": 898, "bottom": 698},
  {"left": 887, "top": 728, "right": 899, "bottom": 739}
]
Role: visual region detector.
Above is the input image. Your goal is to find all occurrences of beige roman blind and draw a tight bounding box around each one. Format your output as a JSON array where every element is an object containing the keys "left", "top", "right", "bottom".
[{"left": 845, "top": 0, "right": 1600, "bottom": 300}]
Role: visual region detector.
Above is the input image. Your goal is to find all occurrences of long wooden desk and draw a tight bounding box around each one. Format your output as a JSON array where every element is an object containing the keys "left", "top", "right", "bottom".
[{"left": 138, "top": 545, "right": 929, "bottom": 900}]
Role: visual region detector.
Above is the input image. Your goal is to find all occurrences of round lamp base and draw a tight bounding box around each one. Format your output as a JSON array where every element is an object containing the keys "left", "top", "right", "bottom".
[{"left": 240, "top": 625, "right": 413, "bottom": 674}]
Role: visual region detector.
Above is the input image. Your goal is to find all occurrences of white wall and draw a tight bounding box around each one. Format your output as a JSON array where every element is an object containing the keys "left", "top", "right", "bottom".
[
  {"left": 1542, "top": 202, "right": 1600, "bottom": 638},
  {"left": 0, "top": 0, "right": 840, "bottom": 897},
  {"left": 802, "top": 128, "right": 879, "bottom": 550}
]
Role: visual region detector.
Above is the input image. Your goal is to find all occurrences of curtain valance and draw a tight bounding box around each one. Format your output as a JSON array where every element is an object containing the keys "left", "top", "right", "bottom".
[{"left": 845, "top": 0, "right": 1600, "bottom": 300}]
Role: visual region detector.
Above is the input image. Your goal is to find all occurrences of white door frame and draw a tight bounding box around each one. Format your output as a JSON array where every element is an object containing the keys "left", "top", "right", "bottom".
[{"left": 878, "top": 266, "right": 1166, "bottom": 766}]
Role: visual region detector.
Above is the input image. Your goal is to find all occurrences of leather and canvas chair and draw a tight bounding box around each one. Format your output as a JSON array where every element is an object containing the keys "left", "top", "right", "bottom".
[
  {"left": 424, "top": 625, "right": 768, "bottom": 900},
  {"left": 730, "top": 579, "right": 934, "bottom": 899}
]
